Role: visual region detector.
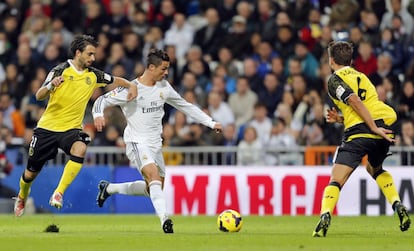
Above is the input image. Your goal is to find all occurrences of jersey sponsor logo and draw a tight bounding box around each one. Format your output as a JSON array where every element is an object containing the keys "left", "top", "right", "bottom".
[{"left": 335, "top": 86, "right": 345, "bottom": 99}]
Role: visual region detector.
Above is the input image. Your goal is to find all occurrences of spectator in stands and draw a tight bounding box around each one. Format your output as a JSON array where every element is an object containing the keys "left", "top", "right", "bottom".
[
  {"left": 207, "top": 64, "right": 237, "bottom": 96},
  {"left": 130, "top": 6, "right": 150, "bottom": 37},
  {"left": 261, "top": 10, "right": 292, "bottom": 45},
  {"left": 270, "top": 56, "right": 286, "bottom": 84},
  {"left": 359, "top": 10, "right": 381, "bottom": 45},
  {"left": 235, "top": 1, "right": 257, "bottom": 34},
  {"left": 214, "top": 47, "right": 241, "bottom": 80},
  {"left": 192, "top": 7, "right": 224, "bottom": 62},
  {"left": 122, "top": 32, "right": 143, "bottom": 63},
  {"left": 255, "top": 0, "right": 278, "bottom": 35},
  {"left": 374, "top": 27, "right": 405, "bottom": 75},
  {"left": 265, "top": 117, "right": 297, "bottom": 165},
  {"left": 291, "top": 41, "right": 320, "bottom": 84},
  {"left": 216, "top": 0, "right": 238, "bottom": 29},
  {"left": 50, "top": 0, "right": 82, "bottom": 33},
  {"left": 286, "top": 0, "right": 313, "bottom": 31},
  {"left": 380, "top": 0, "right": 414, "bottom": 35},
  {"left": 248, "top": 102, "right": 272, "bottom": 146},
  {"left": 369, "top": 52, "right": 401, "bottom": 87},
  {"left": 221, "top": 15, "right": 252, "bottom": 60},
  {"left": 311, "top": 25, "right": 333, "bottom": 59},
  {"left": 242, "top": 57, "right": 263, "bottom": 93},
  {"left": 179, "top": 71, "right": 206, "bottom": 108},
  {"left": 164, "top": 44, "right": 180, "bottom": 87},
  {"left": 397, "top": 79, "right": 414, "bottom": 119},
  {"left": 0, "top": 30, "right": 13, "bottom": 66},
  {"left": 354, "top": 40, "right": 378, "bottom": 76},
  {"left": 290, "top": 74, "right": 308, "bottom": 113},
  {"left": 104, "top": 42, "right": 135, "bottom": 80},
  {"left": 273, "top": 24, "right": 298, "bottom": 62},
  {"left": 219, "top": 123, "right": 238, "bottom": 164},
  {"left": 228, "top": 76, "right": 258, "bottom": 130},
  {"left": 0, "top": 92, "right": 25, "bottom": 137},
  {"left": 22, "top": 1, "right": 51, "bottom": 34},
  {"left": 257, "top": 72, "right": 284, "bottom": 118},
  {"left": 251, "top": 41, "right": 279, "bottom": 78},
  {"left": 298, "top": 8, "right": 323, "bottom": 52},
  {"left": 0, "top": 63, "right": 19, "bottom": 100},
  {"left": 82, "top": 1, "right": 106, "bottom": 38},
  {"left": 39, "top": 42, "right": 62, "bottom": 72},
  {"left": 237, "top": 126, "right": 264, "bottom": 166},
  {"left": 181, "top": 45, "right": 211, "bottom": 81},
  {"left": 102, "top": 0, "right": 131, "bottom": 42},
  {"left": 50, "top": 17, "right": 74, "bottom": 51},
  {"left": 154, "top": 0, "right": 176, "bottom": 33},
  {"left": 207, "top": 91, "right": 235, "bottom": 128},
  {"left": 396, "top": 119, "right": 414, "bottom": 165},
  {"left": 164, "top": 12, "right": 194, "bottom": 62},
  {"left": 11, "top": 41, "right": 38, "bottom": 108}
]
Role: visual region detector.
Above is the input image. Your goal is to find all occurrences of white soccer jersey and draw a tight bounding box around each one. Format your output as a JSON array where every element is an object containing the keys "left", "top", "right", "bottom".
[{"left": 92, "top": 79, "right": 216, "bottom": 147}]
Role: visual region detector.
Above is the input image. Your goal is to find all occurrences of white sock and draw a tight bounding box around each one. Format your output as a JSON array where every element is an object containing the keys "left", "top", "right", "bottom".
[
  {"left": 148, "top": 180, "right": 168, "bottom": 224},
  {"left": 107, "top": 181, "right": 149, "bottom": 196}
]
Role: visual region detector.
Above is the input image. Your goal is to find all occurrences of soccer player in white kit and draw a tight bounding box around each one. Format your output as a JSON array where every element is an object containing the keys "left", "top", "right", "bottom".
[{"left": 92, "top": 49, "right": 222, "bottom": 233}]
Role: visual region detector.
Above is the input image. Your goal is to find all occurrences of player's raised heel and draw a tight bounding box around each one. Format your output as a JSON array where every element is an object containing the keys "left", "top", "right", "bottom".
[
  {"left": 312, "top": 212, "right": 331, "bottom": 237},
  {"left": 13, "top": 196, "right": 27, "bottom": 217},
  {"left": 394, "top": 201, "right": 411, "bottom": 232},
  {"left": 49, "top": 192, "right": 63, "bottom": 209},
  {"left": 162, "top": 218, "right": 174, "bottom": 234},
  {"left": 97, "top": 180, "right": 110, "bottom": 207}
]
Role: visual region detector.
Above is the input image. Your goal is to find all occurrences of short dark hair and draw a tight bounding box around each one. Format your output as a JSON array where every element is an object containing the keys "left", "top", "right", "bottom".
[
  {"left": 147, "top": 49, "right": 170, "bottom": 68},
  {"left": 69, "top": 34, "right": 98, "bottom": 58},
  {"left": 327, "top": 41, "right": 353, "bottom": 66}
]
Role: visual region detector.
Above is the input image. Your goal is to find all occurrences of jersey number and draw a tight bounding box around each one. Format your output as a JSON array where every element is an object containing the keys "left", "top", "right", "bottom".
[{"left": 357, "top": 77, "right": 366, "bottom": 101}]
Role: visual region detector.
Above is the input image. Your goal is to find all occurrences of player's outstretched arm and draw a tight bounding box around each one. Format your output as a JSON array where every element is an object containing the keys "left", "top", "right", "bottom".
[
  {"left": 113, "top": 77, "right": 137, "bottom": 101},
  {"left": 347, "top": 94, "right": 395, "bottom": 143},
  {"left": 36, "top": 76, "right": 64, "bottom": 100}
]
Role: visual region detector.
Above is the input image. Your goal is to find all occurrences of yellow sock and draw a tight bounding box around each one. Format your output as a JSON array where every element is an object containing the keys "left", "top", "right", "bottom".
[
  {"left": 320, "top": 184, "right": 340, "bottom": 214},
  {"left": 376, "top": 171, "right": 400, "bottom": 205},
  {"left": 54, "top": 160, "right": 82, "bottom": 195},
  {"left": 18, "top": 176, "right": 32, "bottom": 199}
]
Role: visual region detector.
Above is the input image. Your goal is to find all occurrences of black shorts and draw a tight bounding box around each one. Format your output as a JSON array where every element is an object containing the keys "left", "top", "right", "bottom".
[
  {"left": 27, "top": 128, "right": 90, "bottom": 172},
  {"left": 333, "top": 137, "right": 391, "bottom": 168}
]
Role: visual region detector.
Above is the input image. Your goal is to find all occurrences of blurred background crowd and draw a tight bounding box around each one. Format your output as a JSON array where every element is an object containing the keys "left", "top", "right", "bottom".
[{"left": 1, "top": 0, "right": 414, "bottom": 167}]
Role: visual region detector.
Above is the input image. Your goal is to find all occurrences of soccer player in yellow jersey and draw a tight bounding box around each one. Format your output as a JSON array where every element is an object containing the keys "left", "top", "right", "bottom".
[
  {"left": 13, "top": 35, "right": 137, "bottom": 216},
  {"left": 313, "top": 41, "right": 411, "bottom": 237}
]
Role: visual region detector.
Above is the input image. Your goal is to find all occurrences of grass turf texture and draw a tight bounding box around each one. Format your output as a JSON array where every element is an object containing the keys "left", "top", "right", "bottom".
[{"left": 0, "top": 215, "right": 413, "bottom": 251}]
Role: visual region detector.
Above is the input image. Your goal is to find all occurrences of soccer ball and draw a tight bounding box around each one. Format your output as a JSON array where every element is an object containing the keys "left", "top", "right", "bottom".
[{"left": 217, "top": 209, "right": 243, "bottom": 232}]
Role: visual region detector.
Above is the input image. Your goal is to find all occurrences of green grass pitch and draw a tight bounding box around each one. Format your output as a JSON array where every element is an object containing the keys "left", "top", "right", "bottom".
[{"left": 0, "top": 214, "right": 413, "bottom": 251}]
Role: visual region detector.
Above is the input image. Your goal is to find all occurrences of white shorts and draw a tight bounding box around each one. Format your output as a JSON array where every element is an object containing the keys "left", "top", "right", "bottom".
[{"left": 125, "top": 142, "right": 166, "bottom": 177}]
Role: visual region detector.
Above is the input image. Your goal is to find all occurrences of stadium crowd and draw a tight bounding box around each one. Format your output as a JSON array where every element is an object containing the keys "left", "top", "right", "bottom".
[{"left": 1, "top": 0, "right": 414, "bottom": 166}]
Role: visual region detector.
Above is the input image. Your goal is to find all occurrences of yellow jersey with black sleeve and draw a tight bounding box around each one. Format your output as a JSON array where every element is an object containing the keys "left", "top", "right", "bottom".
[
  {"left": 37, "top": 60, "right": 113, "bottom": 132},
  {"left": 327, "top": 66, "right": 396, "bottom": 141}
]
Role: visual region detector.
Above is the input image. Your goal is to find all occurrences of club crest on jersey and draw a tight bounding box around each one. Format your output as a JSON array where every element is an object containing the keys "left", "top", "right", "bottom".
[
  {"left": 69, "top": 76, "right": 74, "bottom": 81},
  {"left": 86, "top": 76, "right": 91, "bottom": 85},
  {"left": 159, "top": 92, "right": 164, "bottom": 100}
]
